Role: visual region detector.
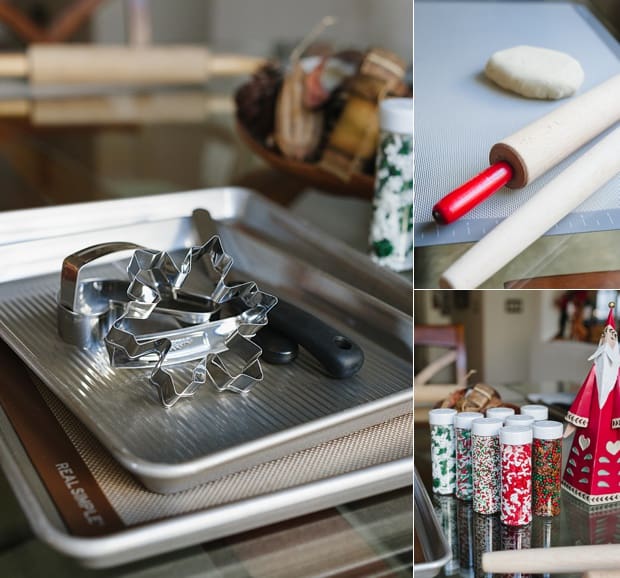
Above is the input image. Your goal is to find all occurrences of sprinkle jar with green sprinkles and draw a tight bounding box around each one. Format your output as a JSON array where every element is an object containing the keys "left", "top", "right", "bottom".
[
  {"left": 455, "top": 411, "right": 483, "bottom": 500},
  {"left": 471, "top": 417, "right": 503, "bottom": 514},
  {"left": 368, "top": 97, "right": 413, "bottom": 272},
  {"left": 429, "top": 408, "right": 458, "bottom": 495},
  {"left": 532, "top": 420, "right": 563, "bottom": 517}
]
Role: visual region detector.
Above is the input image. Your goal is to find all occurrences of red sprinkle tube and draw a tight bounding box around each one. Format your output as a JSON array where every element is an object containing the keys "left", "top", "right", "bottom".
[{"left": 500, "top": 426, "right": 532, "bottom": 526}]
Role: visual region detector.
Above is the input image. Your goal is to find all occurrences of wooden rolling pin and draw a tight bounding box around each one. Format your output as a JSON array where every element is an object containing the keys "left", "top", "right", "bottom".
[
  {"left": 433, "top": 73, "right": 620, "bottom": 224},
  {"left": 0, "top": 93, "right": 234, "bottom": 125},
  {"left": 0, "top": 45, "right": 265, "bottom": 85},
  {"left": 440, "top": 124, "right": 620, "bottom": 288},
  {"left": 483, "top": 544, "right": 620, "bottom": 574}
]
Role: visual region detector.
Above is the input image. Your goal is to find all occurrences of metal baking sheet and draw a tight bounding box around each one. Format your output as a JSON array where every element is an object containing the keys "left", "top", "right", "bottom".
[
  {"left": 0, "top": 343, "right": 412, "bottom": 568},
  {"left": 414, "top": 468, "right": 451, "bottom": 578},
  {"left": 414, "top": 0, "right": 620, "bottom": 247},
  {"left": 0, "top": 188, "right": 412, "bottom": 493}
]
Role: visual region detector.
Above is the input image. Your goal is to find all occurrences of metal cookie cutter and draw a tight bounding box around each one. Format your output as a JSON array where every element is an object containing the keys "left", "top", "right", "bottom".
[
  {"left": 57, "top": 242, "right": 143, "bottom": 349},
  {"left": 57, "top": 238, "right": 277, "bottom": 408},
  {"left": 57, "top": 241, "right": 221, "bottom": 348}
]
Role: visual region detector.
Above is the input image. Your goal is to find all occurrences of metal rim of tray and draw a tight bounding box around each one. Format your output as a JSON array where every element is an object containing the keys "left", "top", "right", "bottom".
[
  {"left": 414, "top": 468, "right": 451, "bottom": 578},
  {"left": 0, "top": 396, "right": 412, "bottom": 568}
]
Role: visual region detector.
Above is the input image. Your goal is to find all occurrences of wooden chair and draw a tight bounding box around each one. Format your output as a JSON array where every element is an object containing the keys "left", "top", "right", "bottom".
[
  {"left": 414, "top": 324, "right": 467, "bottom": 421},
  {"left": 0, "top": 0, "right": 151, "bottom": 44}
]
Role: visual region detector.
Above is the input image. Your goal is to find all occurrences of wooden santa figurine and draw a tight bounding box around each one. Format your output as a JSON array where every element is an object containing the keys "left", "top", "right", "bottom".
[{"left": 562, "top": 302, "right": 620, "bottom": 504}]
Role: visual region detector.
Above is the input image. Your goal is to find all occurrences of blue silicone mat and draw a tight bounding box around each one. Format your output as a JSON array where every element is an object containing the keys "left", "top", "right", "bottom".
[{"left": 414, "top": 1, "right": 620, "bottom": 247}]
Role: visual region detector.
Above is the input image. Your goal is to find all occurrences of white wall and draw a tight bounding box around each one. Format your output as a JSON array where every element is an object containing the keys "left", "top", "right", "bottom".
[
  {"left": 93, "top": 0, "right": 208, "bottom": 43},
  {"left": 93, "top": 0, "right": 413, "bottom": 62},
  {"left": 417, "top": 290, "right": 605, "bottom": 391},
  {"left": 483, "top": 290, "right": 594, "bottom": 388},
  {"left": 529, "top": 339, "right": 594, "bottom": 389},
  {"left": 204, "top": 0, "right": 413, "bottom": 60},
  {"left": 481, "top": 291, "right": 539, "bottom": 386},
  {"left": 529, "top": 290, "right": 594, "bottom": 388},
  {"left": 474, "top": 290, "right": 595, "bottom": 388}
]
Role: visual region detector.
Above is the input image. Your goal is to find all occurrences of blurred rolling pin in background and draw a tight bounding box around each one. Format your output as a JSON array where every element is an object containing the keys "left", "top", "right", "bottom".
[
  {"left": 432, "top": 73, "right": 620, "bottom": 224},
  {"left": 0, "top": 45, "right": 266, "bottom": 86},
  {"left": 0, "top": 92, "right": 234, "bottom": 125},
  {"left": 440, "top": 123, "right": 620, "bottom": 288}
]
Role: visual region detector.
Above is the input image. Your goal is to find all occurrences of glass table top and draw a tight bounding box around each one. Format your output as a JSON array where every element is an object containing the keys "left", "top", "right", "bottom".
[{"left": 415, "top": 400, "right": 620, "bottom": 578}]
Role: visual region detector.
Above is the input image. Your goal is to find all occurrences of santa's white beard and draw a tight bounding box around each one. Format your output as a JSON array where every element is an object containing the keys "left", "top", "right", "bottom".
[{"left": 590, "top": 342, "right": 620, "bottom": 408}]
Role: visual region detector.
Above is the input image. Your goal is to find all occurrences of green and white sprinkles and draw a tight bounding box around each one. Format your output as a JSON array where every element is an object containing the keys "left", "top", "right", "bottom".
[
  {"left": 369, "top": 98, "right": 413, "bottom": 272},
  {"left": 455, "top": 411, "right": 483, "bottom": 500},
  {"left": 429, "top": 408, "right": 458, "bottom": 494}
]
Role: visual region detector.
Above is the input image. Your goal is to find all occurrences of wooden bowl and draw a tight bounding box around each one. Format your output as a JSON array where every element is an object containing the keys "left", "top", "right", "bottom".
[
  {"left": 433, "top": 385, "right": 521, "bottom": 414},
  {"left": 235, "top": 120, "right": 375, "bottom": 200}
]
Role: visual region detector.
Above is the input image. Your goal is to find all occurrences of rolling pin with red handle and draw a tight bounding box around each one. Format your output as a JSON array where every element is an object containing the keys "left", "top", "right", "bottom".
[
  {"left": 0, "top": 44, "right": 265, "bottom": 85},
  {"left": 432, "top": 73, "right": 620, "bottom": 224},
  {"left": 440, "top": 123, "right": 620, "bottom": 288}
]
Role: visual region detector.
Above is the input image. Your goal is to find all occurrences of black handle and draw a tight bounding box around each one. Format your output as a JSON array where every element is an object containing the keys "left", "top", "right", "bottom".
[
  {"left": 253, "top": 325, "right": 299, "bottom": 365},
  {"left": 268, "top": 299, "right": 364, "bottom": 379}
]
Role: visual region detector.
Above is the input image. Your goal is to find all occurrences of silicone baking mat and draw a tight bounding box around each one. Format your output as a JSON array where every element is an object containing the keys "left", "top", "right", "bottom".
[
  {"left": 0, "top": 340, "right": 412, "bottom": 567},
  {"left": 414, "top": 1, "right": 620, "bottom": 247}
]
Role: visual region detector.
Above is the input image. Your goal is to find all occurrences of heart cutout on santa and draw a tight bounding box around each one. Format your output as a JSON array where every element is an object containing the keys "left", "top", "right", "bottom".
[
  {"left": 606, "top": 441, "right": 620, "bottom": 456},
  {"left": 579, "top": 435, "right": 590, "bottom": 451}
]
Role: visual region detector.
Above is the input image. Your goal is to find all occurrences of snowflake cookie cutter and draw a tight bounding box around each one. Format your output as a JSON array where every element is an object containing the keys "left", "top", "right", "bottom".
[{"left": 57, "top": 237, "right": 277, "bottom": 408}]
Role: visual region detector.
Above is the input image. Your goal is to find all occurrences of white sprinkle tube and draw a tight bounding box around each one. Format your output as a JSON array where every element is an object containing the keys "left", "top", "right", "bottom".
[{"left": 440, "top": 125, "right": 620, "bottom": 289}]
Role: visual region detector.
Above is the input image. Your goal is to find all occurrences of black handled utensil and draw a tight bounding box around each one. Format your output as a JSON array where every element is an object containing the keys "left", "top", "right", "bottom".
[
  {"left": 265, "top": 298, "right": 364, "bottom": 378},
  {"left": 192, "top": 208, "right": 364, "bottom": 378},
  {"left": 252, "top": 325, "right": 298, "bottom": 365}
]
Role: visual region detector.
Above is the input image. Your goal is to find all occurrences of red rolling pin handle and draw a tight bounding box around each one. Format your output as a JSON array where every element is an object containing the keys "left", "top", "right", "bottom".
[{"left": 432, "top": 161, "right": 514, "bottom": 224}]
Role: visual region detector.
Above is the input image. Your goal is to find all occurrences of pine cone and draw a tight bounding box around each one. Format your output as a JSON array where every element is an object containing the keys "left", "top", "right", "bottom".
[{"left": 235, "top": 62, "right": 283, "bottom": 143}]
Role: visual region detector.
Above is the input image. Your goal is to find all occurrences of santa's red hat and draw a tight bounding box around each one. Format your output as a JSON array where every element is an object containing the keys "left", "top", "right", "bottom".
[{"left": 606, "top": 301, "right": 616, "bottom": 329}]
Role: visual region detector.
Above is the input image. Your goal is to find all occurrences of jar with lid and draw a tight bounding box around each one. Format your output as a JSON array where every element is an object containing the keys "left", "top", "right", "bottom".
[
  {"left": 368, "top": 97, "right": 413, "bottom": 272},
  {"left": 471, "top": 417, "right": 503, "bottom": 514},
  {"left": 429, "top": 408, "right": 457, "bottom": 494},
  {"left": 500, "top": 425, "right": 533, "bottom": 526}
]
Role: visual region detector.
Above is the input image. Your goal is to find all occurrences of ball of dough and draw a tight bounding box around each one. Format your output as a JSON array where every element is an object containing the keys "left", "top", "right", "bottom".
[{"left": 485, "top": 45, "right": 584, "bottom": 99}]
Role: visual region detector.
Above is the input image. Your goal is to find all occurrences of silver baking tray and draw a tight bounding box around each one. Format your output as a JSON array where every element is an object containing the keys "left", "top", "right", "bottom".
[
  {"left": 0, "top": 365, "right": 412, "bottom": 568},
  {"left": 0, "top": 188, "right": 412, "bottom": 493},
  {"left": 414, "top": 468, "right": 451, "bottom": 578}
]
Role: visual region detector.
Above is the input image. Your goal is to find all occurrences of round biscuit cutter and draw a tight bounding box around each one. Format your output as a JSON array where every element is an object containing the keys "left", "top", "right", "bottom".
[{"left": 57, "top": 238, "right": 277, "bottom": 408}]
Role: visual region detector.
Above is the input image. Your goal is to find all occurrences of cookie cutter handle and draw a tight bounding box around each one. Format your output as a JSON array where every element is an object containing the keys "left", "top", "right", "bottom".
[
  {"left": 59, "top": 242, "right": 141, "bottom": 311},
  {"left": 58, "top": 242, "right": 142, "bottom": 348}
]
